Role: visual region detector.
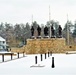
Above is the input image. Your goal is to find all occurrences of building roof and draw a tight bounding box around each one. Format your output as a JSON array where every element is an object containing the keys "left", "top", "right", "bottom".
[{"left": 0, "top": 36, "right": 5, "bottom": 41}]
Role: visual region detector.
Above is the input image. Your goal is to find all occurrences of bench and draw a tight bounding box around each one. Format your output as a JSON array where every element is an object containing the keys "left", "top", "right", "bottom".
[{"left": 0, "top": 52, "right": 15, "bottom": 62}]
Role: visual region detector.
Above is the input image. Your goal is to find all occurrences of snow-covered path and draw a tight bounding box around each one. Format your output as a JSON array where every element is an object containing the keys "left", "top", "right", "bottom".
[{"left": 0, "top": 54, "right": 76, "bottom": 75}]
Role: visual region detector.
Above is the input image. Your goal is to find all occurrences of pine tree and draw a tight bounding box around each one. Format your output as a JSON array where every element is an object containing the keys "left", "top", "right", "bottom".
[{"left": 73, "top": 23, "right": 76, "bottom": 37}]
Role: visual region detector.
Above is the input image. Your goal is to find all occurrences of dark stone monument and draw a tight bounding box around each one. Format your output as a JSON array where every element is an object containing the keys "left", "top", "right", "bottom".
[
  {"left": 37, "top": 25, "right": 41, "bottom": 36},
  {"left": 58, "top": 25, "right": 62, "bottom": 38},
  {"left": 31, "top": 26, "right": 35, "bottom": 39},
  {"left": 44, "top": 26, "right": 49, "bottom": 38},
  {"left": 51, "top": 24, "right": 55, "bottom": 38},
  {"left": 31, "top": 26, "right": 34, "bottom": 36},
  {"left": 37, "top": 25, "right": 41, "bottom": 38}
]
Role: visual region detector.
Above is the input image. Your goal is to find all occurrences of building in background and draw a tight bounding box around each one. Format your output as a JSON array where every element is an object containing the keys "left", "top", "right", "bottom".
[{"left": 0, "top": 36, "right": 6, "bottom": 50}]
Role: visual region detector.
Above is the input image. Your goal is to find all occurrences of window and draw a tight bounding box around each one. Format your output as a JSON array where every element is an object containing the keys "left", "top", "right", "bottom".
[{"left": 3, "top": 41, "right": 5, "bottom": 44}]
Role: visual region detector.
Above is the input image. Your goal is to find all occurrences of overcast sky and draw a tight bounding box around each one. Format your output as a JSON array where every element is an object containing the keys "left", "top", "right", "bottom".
[{"left": 0, "top": 0, "right": 76, "bottom": 27}]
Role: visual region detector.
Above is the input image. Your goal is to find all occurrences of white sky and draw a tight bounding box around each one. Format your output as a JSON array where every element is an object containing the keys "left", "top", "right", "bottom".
[{"left": 0, "top": 0, "right": 76, "bottom": 27}]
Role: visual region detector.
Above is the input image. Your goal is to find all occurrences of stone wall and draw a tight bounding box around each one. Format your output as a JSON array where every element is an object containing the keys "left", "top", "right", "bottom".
[{"left": 25, "top": 38, "right": 76, "bottom": 54}]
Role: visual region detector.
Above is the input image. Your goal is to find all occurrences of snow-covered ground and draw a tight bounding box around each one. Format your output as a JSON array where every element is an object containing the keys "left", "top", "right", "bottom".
[{"left": 0, "top": 53, "right": 76, "bottom": 75}]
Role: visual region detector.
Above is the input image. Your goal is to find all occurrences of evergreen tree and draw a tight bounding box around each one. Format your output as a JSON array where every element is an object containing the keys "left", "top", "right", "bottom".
[
  {"left": 14, "top": 24, "right": 22, "bottom": 41},
  {"left": 46, "top": 20, "right": 59, "bottom": 37},
  {"left": 73, "top": 22, "right": 76, "bottom": 37},
  {"left": 32, "top": 21, "right": 39, "bottom": 29}
]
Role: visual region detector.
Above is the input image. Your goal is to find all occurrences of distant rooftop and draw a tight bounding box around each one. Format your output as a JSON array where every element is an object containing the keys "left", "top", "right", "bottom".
[{"left": 0, "top": 36, "right": 5, "bottom": 41}]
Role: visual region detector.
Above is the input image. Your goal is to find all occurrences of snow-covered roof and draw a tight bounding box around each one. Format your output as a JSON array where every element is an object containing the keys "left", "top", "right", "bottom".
[{"left": 0, "top": 36, "right": 5, "bottom": 41}]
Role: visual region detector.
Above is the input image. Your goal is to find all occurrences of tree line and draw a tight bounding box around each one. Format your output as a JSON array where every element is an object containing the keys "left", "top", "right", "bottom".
[{"left": 0, "top": 20, "right": 76, "bottom": 47}]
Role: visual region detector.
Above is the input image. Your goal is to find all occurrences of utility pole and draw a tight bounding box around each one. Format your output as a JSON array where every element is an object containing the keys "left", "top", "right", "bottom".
[
  {"left": 32, "top": 14, "right": 33, "bottom": 25},
  {"left": 49, "top": 5, "right": 51, "bottom": 38},
  {"left": 49, "top": 5, "right": 51, "bottom": 21},
  {"left": 66, "top": 14, "right": 69, "bottom": 45}
]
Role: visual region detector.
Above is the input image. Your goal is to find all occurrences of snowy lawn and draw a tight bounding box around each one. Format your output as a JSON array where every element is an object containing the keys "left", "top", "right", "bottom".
[{"left": 0, "top": 53, "right": 76, "bottom": 75}]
